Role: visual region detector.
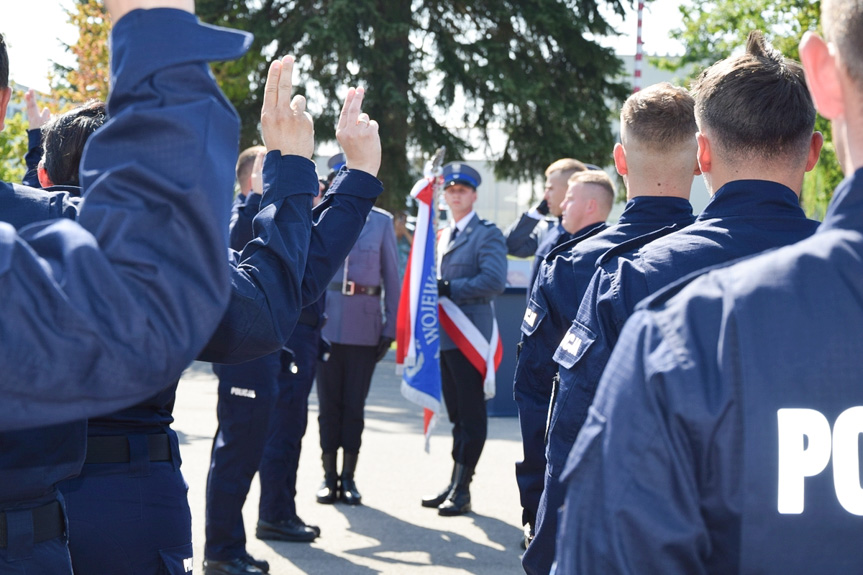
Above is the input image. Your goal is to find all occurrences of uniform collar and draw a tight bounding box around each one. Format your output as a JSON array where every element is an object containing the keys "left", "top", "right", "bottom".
[
  {"left": 820, "top": 167, "right": 863, "bottom": 233},
  {"left": 617, "top": 196, "right": 694, "bottom": 226},
  {"left": 452, "top": 210, "right": 476, "bottom": 233},
  {"left": 698, "top": 180, "right": 805, "bottom": 222}
]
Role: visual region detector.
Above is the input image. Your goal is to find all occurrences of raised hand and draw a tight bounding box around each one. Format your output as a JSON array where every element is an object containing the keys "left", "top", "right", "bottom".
[
  {"left": 250, "top": 150, "right": 265, "bottom": 195},
  {"left": 260, "top": 55, "right": 315, "bottom": 159},
  {"left": 336, "top": 87, "right": 381, "bottom": 177},
  {"left": 104, "top": 0, "right": 194, "bottom": 21},
  {"left": 24, "top": 89, "right": 51, "bottom": 131}
]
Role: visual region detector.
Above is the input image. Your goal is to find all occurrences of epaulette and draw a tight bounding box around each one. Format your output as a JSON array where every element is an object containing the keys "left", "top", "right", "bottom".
[
  {"left": 596, "top": 223, "right": 683, "bottom": 267},
  {"left": 371, "top": 206, "right": 394, "bottom": 219},
  {"left": 545, "top": 222, "right": 607, "bottom": 262}
]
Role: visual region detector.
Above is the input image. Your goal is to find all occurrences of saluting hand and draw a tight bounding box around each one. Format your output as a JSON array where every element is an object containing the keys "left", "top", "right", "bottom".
[
  {"left": 24, "top": 90, "right": 51, "bottom": 131},
  {"left": 250, "top": 150, "right": 265, "bottom": 195},
  {"left": 261, "top": 55, "right": 315, "bottom": 159},
  {"left": 104, "top": 0, "right": 195, "bottom": 21},
  {"left": 336, "top": 87, "right": 381, "bottom": 177}
]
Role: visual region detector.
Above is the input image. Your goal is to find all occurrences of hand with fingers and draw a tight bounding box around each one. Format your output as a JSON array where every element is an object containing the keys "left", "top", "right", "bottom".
[
  {"left": 261, "top": 55, "right": 315, "bottom": 159},
  {"left": 104, "top": 0, "right": 195, "bottom": 21},
  {"left": 250, "top": 150, "right": 266, "bottom": 195},
  {"left": 336, "top": 87, "right": 381, "bottom": 178},
  {"left": 24, "top": 89, "right": 51, "bottom": 131}
]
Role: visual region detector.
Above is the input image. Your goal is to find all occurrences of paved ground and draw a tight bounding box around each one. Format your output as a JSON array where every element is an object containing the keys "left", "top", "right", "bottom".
[{"left": 175, "top": 352, "right": 527, "bottom": 575}]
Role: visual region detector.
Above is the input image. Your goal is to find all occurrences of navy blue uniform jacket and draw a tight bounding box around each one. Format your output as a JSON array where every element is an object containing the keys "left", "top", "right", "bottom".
[
  {"left": 557, "top": 169, "right": 863, "bottom": 574},
  {"left": 548, "top": 180, "right": 820, "bottom": 477},
  {"left": 514, "top": 197, "right": 694, "bottom": 411}
]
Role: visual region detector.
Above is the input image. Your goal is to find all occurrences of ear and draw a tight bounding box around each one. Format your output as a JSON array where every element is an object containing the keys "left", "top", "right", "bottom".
[
  {"left": 800, "top": 32, "right": 845, "bottom": 120},
  {"left": 613, "top": 143, "right": 627, "bottom": 176},
  {"left": 0, "top": 87, "right": 11, "bottom": 131},
  {"left": 696, "top": 132, "right": 712, "bottom": 174},
  {"left": 37, "top": 165, "right": 53, "bottom": 188},
  {"left": 805, "top": 131, "right": 825, "bottom": 172}
]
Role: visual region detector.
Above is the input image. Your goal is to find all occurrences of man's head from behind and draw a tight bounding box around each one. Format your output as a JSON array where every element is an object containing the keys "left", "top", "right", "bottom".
[
  {"left": 40, "top": 100, "right": 106, "bottom": 188},
  {"left": 236, "top": 145, "right": 266, "bottom": 196},
  {"left": 692, "top": 31, "right": 820, "bottom": 194},
  {"left": 544, "top": 158, "right": 586, "bottom": 217},
  {"left": 0, "top": 34, "right": 11, "bottom": 131},
  {"left": 560, "top": 170, "right": 614, "bottom": 234},
  {"left": 800, "top": 0, "right": 863, "bottom": 175},
  {"left": 614, "top": 82, "right": 699, "bottom": 200}
]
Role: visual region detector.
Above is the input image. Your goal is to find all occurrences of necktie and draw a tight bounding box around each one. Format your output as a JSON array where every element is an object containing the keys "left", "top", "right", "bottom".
[{"left": 450, "top": 226, "right": 458, "bottom": 243}]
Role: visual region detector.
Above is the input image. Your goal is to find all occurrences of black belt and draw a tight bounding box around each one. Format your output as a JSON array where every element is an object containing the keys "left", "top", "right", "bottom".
[
  {"left": 0, "top": 501, "right": 64, "bottom": 549},
  {"left": 85, "top": 434, "right": 172, "bottom": 464},
  {"left": 458, "top": 297, "right": 491, "bottom": 305},
  {"left": 328, "top": 281, "right": 381, "bottom": 296}
]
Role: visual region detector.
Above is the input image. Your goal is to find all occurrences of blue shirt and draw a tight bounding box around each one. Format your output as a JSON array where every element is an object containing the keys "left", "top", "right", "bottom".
[
  {"left": 556, "top": 169, "right": 863, "bottom": 574},
  {"left": 548, "top": 180, "right": 820, "bottom": 477},
  {"left": 0, "top": 9, "right": 250, "bottom": 502}
]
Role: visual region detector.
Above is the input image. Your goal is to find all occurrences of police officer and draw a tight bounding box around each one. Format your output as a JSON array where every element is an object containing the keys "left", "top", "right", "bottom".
[
  {"left": 515, "top": 82, "right": 698, "bottom": 551},
  {"left": 204, "top": 99, "right": 386, "bottom": 573},
  {"left": 256, "top": 185, "right": 329, "bottom": 544},
  {"left": 556, "top": 9, "right": 863, "bottom": 571},
  {"left": 421, "top": 161, "right": 507, "bottom": 516},
  {"left": 528, "top": 32, "right": 824, "bottom": 574},
  {"left": 314, "top": 171, "right": 400, "bottom": 507},
  {"left": 504, "top": 158, "right": 586, "bottom": 290},
  {"left": 0, "top": 1, "right": 251, "bottom": 571}
]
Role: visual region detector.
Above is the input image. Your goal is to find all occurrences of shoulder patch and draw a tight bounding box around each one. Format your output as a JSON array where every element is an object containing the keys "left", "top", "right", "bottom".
[{"left": 597, "top": 223, "right": 683, "bottom": 266}]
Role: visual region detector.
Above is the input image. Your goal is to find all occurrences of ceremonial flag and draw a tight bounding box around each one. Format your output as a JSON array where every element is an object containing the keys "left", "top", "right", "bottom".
[{"left": 396, "top": 175, "right": 442, "bottom": 450}]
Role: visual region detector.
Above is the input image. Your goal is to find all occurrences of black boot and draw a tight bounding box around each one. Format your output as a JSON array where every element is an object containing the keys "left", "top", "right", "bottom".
[
  {"left": 438, "top": 464, "right": 474, "bottom": 516},
  {"left": 421, "top": 462, "right": 458, "bottom": 508},
  {"left": 340, "top": 451, "right": 362, "bottom": 505},
  {"left": 315, "top": 452, "right": 339, "bottom": 504}
]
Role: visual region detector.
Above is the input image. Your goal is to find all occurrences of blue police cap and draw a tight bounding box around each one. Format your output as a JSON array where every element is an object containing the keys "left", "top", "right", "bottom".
[
  {"left": 443, "top": 161, "right": 481, "bottom": 190},
  {"left": 585, "top": 163, "right": 602, "bottom": 171},
  {"left": 328, "top": 153, "right": 346, "bottom": 172}
]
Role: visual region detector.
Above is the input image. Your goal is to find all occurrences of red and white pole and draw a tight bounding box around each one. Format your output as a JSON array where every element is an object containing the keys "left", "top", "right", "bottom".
[{"left": 634, "top": 1, "right": 644, "bottom": 92}]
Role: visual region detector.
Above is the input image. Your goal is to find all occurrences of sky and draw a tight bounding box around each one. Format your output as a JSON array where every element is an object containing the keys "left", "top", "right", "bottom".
[{"left": 3, "top": 0, "right": 686, "bottom": 95}]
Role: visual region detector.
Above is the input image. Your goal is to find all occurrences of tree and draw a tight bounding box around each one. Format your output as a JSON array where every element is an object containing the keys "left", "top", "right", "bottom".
[
  {"left": 198, "top": 0, "right": 631, "bottom": 212},
  {"left": 50, "top": 0, "right": 111, "bottom": 104},
  {"left": 0, "top": 108, "right": 30, "bottom": 183},
  {"left": 653, "top": 0, "right": 842, "bottom": 219}
]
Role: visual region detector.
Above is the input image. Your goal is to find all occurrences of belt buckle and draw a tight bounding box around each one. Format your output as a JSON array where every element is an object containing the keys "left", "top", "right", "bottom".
[{"left": 342, "top": 280, "right": 356, "bottom": 296}]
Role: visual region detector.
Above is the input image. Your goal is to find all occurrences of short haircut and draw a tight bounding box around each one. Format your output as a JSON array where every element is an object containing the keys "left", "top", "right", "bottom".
[
  {"left": 42, "top": 100, "right": 106, "bottom": 187},
  {"left": 568, "top": 169, "right": 615, "bottom": 209},
  {"left": 691, "top": 31, "right": 815, "bottom": 164},
  {"left": 236, "top": 145, "right": 265, "bottom": 184},
  {"left": 0, "top": 34, "right": 8, "bottom": 89},
  {"left": 545, "top": 158, "right": 587, "bottom": 180},
  {"left": 822, "top": 0, "right": 863, "bottom": 87},
  {"left": 620, "top": 82, "right": 696, "bottom": 148}
]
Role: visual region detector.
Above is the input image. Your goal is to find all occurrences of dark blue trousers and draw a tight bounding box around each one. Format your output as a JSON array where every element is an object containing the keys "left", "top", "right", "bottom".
[
  {"left": 258, "top": 323, "right": 319, "bottom": 522},
  {"left": 205, "top": 353, "right": 281, "bottom": 562},
  {"left": 0, "top": 494, "right": 72, "bottom": 574},
  {"left": 521, "top": 468, "right": 566, "bottom": 575},
  {"left": 60, "top": 455, "right": 192, "bottom": 575},
  {"left": 513, "top": 378, "right": 551, "bottom": 529}
]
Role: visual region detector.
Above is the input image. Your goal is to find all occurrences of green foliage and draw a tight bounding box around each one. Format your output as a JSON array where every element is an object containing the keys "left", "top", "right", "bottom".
[
  {"left": 198, "top": 0, "right": 630, "bottom": 212},
  {"left": 651, "top": 0, "right": 840, "bottom": 220},
  {"left": 0, "top": 112, "right": 29, "bottom": 184}
]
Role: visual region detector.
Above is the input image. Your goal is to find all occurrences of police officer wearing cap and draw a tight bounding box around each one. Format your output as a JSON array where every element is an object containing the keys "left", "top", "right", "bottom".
[
  {"left": 314, "top": 152, "right": 400, "bottom": 507},
  {"left": 421, "top": 161, "right": 506, "bottom": 516},
  {"left": 556, "top": 11, "right": 863, "bottom": 572},
  {"left": 531, "top": 32, "right": 824, "bottom": 574}
]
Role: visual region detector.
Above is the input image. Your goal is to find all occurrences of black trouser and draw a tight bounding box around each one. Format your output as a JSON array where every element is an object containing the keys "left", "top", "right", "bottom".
[
  {"left": 440, "top": 349, "right": 487, "bottom": 468},
  {"left": 316, "top": 343, "right": 377, "bottom": 453}
]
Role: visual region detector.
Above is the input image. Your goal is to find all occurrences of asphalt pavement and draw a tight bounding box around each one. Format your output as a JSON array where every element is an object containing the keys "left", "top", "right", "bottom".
[{"left": 175, "top": 352, "right": 527, "bottom": 575}]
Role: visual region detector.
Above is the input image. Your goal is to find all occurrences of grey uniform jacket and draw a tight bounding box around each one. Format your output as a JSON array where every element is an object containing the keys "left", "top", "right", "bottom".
[
  {"left": 323, "top": 207, "right": 400, "bottom": 346},
  {"left": 438, "top": 213, "right": 507, "bottom": 351}
]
